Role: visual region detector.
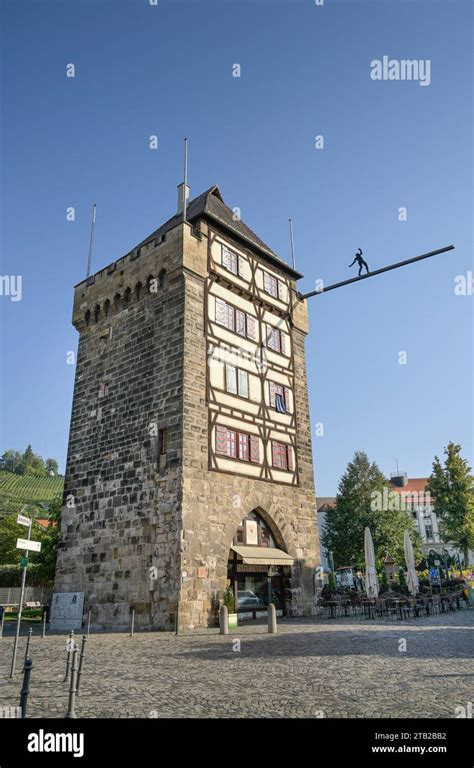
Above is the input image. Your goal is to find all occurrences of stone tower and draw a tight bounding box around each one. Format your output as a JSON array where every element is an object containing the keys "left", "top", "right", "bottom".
[{"left": 54, "top": 186, "right": 319, "bottom": 630}]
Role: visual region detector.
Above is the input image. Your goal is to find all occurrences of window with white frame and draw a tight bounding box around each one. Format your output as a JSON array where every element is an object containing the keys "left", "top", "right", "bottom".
[{"left": 225, "top": 365, "right": 249, "bottom": 398}]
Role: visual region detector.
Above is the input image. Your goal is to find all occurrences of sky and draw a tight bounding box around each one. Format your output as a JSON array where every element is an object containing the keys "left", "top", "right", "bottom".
[{"left": 1, "top": 0, "right": 472, "bottom": 495}]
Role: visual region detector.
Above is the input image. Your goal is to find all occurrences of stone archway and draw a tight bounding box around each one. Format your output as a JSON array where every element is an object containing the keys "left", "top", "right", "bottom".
[{"left": 226, "top": 508, "right": 293, "bottom": 619}]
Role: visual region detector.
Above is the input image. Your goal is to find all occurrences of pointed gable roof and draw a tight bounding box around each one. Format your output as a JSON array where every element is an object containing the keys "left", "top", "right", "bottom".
[{"left": 139, "top": 185, "right": 302, "bottom": 279}]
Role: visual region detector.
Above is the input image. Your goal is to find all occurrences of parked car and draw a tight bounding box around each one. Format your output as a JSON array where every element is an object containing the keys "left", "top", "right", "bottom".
[{"left": 237, "top": 590, "right": 266, "bottom": 608}]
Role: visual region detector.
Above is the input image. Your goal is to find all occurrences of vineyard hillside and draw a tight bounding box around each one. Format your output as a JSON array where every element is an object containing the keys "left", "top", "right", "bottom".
[{"left": 0, "top": 471, "right": 64, "bottom": 517}]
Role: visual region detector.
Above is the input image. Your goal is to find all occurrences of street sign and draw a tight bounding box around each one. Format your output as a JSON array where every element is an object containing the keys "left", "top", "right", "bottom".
[
  {"left": 17, "top": 514, "right": 31, "bottom": 527},
  {"left": 16, "top": 538, "right": 41, "bottom": 553},
  {"left": 20, "top": 556, "right": 29, "bottom": 568}
]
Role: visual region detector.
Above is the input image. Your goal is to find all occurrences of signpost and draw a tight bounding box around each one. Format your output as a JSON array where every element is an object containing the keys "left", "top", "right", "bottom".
[{"left": 10, "top": 511, "right": 42, "bottom": 677}]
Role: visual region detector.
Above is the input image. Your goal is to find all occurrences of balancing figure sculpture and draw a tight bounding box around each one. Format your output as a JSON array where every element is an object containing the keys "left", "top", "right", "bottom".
[{"left": 349, "top": 248, "right": 370, "bottom": 276}]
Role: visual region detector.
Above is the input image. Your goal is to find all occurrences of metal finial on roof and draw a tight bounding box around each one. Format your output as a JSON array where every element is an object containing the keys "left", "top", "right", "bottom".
[
  {"left": 86, "top": 204, "right": 96, "bottom": 278},
  {"left": 289, "top": 218, "right": 296, "bottom": 270}
]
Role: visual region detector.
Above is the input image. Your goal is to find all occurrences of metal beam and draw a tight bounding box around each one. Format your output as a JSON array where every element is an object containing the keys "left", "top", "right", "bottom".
[{"left": 300, "top": 245, "right": 455, "bottom": 300}]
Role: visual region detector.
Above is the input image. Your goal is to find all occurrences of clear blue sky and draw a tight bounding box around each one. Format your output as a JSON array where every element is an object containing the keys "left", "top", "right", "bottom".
[{"left": 1, "top": 0, "right": 472, "bottom": 495}]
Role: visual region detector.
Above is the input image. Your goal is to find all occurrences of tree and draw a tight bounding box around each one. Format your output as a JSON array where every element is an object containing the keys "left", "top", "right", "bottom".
[
  {"left": 0, "top": 511, "right": 45, "bottom": 565},
  {"left": 427, "top": 443, "right": 474, "bottom": 565},
  {"left": 0, "top": 449, "right": 23, "bottom": 474},
  {"left": 21, "top": 445, "right": 46, "bottom": 476},
  {"left": 45, "top": 458, "right": 59, "bottom": 476},
  {"left": 322, "top": 451, "right": 422, "bottom": 571},
  {"left": 35, "top": 497, "right": 61, "bottom": 584}
]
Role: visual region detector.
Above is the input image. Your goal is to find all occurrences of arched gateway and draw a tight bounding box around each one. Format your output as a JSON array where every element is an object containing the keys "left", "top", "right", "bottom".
[{"left": 227, "top": 509, "right": 294, "bottom": 619}]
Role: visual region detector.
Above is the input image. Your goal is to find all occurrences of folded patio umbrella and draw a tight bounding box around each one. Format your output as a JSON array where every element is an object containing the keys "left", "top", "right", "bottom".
[
  {"left": 364, "top": 527, "right": 379, "bottom": 598},
  {"left": 404, "top": 530, "right": 419, "bottom": 595}
]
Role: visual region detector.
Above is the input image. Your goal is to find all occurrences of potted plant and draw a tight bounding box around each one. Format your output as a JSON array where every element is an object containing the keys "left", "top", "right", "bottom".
[{"left": 223, "top": 585, "right": 238, "bottom": 628}]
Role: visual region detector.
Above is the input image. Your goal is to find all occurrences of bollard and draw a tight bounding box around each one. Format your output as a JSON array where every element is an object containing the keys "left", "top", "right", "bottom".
[
  {"left": 86, "top": 610, "right": 91, "bottom": 637},
  {"left": 76, "top": 636, "right": 87, "bottom": 694},
  {"left": 219, "top": 605, "right": 229, "bottom": 635},
  {"left": 63, "top": 630, "right": 74, "bottom": 682},
  {"left": 0, "top": 610, "right": 5, "bottom": 638},
  {"left": 41, "top": 610, "right": 47, "bottom": 639},
  {"left": 65, "top": 647, "right": 78, "bottom": 719},
  {"left": 267, "top": 603, "right": 277, "bottom": 634},
  {"left": 24, "top": 627, "right": 33, "bottom": 665},
  {"left": 130, "top": 608, "right": 135, "bottom": 637},
  {"left": 20, "top": 658, "right": 33, "bottom": 718}
]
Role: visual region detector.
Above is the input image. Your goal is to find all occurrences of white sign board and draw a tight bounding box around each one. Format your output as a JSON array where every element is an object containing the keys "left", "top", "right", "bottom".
[
  {"left": 50, "top": 592, "right": 85, "bottom": 631},
  {"left": 16, "top": 538, "right": 41, "bottom": 553},
  {"left": 245, "top": 520, "right": 258, "bottom": 546},
  {"left": 17, "top": 514, "right": 31, "bottom": 527}
]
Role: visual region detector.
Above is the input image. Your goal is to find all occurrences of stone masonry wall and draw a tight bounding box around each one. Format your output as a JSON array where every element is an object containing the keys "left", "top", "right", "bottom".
[{"left": 54, "top": 229, "right": 186, "bottom": 630}]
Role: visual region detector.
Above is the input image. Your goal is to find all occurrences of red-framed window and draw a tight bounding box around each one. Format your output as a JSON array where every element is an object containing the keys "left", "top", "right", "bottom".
[
  {"left": 271, "top": 441, "right": 294, "bottom": 471},
  {"left": 269, "top": 381, "right": 290, "bottom": 412},
  {"left": 215, "top": 425, "right": 260, "bottom": 463}
]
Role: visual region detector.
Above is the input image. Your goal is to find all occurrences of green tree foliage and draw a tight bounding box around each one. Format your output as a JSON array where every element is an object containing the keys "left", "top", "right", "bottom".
[
  {"left": 0, "top": 450, "right": 23, "bottom": 474},
  {"left": 0, "top": 497, "right": 61, "bottom": 585},
  {"left": 44, "top": 458, "right": 59, "bottom": 476},
  {"left": 0, "top": 445, "right": 60, "bottom": 478},
  {"left": 322, "top": 451, "right": 422, "bottom": 571},
  {"left": 427, "top": 442, "right": 474, "bottom": 565}
]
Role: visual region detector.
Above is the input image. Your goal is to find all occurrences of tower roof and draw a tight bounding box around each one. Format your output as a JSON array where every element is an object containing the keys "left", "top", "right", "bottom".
[{"left": 138, "top": 185, "right": 303, "bottom": 279}]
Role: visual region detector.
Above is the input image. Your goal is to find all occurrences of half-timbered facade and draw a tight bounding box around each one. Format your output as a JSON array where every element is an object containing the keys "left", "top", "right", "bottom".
[{"left": 53, "top": 185, "right": 319, "bottom": 631}]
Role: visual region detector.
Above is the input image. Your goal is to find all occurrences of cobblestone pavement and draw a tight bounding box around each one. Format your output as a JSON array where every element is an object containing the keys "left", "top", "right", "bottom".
[{"left": 0, "top": 611, "right": 472, "bottom": 719}]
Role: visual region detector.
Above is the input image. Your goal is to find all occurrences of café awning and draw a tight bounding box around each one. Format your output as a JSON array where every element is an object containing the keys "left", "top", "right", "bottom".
[{"left": 230, "top": 545, "right": 294, "bottom": 566}]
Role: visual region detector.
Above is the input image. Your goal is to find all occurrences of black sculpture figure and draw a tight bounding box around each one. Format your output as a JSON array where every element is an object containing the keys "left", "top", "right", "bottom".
[{"left": 349, "top": 248, "right": 369, "bottom": 276}]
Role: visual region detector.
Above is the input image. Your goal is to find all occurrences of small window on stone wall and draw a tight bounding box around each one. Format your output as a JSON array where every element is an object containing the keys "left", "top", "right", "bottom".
[
  {"left": 159, "top": 268, "right": 167, "bottom": 289},
  {"left": 85, "top": 310, "right": 91, "bottom": 326},
  {"left": 158, "top": 428, "right": 167, "bottom": 455},
  {"left": 104, "top": 299, "right": 110, "bottom": 317},
  {"left": 99, "top": 381, "right": 110, "bottom": 398}
]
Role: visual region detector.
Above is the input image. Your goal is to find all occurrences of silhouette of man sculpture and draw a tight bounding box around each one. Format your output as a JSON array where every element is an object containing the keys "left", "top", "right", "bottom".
[{"left": 349, "top": 248, "right": 369, "bottom": 276}]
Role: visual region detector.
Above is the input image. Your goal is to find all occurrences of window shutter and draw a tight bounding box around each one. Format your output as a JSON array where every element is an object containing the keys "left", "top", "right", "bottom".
[
  {"left": 246, "top": 315, "right": 256, "bottom": 340},
  {"left": 287, "top": 446, "right": 294, "bottom": 471},
  {"left": 284, "top": 387, "right": 291, "bottom": 410},
  {"left": 271, "top": 441, "right": 279, "bottom": 467},
  {"left": 225, "top": 365, "right": 237, "bottom": 394},
  {"left": 215, "top": 298, "right": 226, "bottom": 326},
  {"left": 236, "top": 309, "right": 246, "bottom": 336},
  {"left": 249, "top": 435, "right": 260, "bottom": 463},
  {"left": 280, "top": 331, "right": 286, "bottom": 355},
  {"left": 215, "top": 425, "right": 228, "bottom": 455},
  {"left": 238, "top": 369, "right": 249, "bottom": 398},
  {"left": 221, "top": 245, "right": 229, "bottom": 270},
  {"left": 238, "top": 254, "right": 245, "bottom": 276},
  {"left": 269, "top": 381, "right": 276, "bottom": 407}
]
